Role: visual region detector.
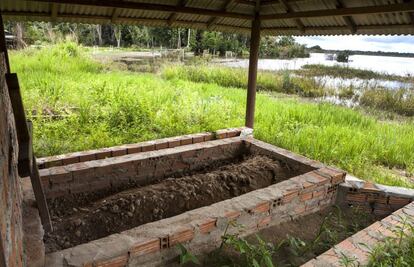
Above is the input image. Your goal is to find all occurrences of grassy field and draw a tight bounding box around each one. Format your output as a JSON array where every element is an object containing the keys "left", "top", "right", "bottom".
[{"left": 10, "top": 43, "right": 414, "bottom": 188}]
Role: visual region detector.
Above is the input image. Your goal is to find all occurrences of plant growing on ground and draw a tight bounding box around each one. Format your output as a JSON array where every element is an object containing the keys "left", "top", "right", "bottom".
[
  {"left": 367, "top": 217, "right": 414, "bottom": 267},
  {"left": 177, "top": 243, "right": 200, "bottom": 265}
]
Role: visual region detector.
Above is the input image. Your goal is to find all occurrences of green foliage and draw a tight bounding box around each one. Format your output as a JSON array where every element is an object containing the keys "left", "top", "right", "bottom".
[
  {"left": 162, "top": 65, "right": 326, "bottom": 97},
  {"left": 177, "top": 244, "right": 200, "bottom": 265},
  {"left": 367, "top": 217, "right": 414, "bottom": 267},
  {"left": 298, "top": 64, "right": 412, "bottom": 82},
  {"left": 260, "top": 36, "right": 309, "bottom": 59},
  {"left": 360, "top": 88, "right": 414, "bottom": 116},
  {"left": 10, "top": 43, "right": 414, "bottom": 188},
  {"left": 336, "top": 51, "right": 351, "bottom": 63}
]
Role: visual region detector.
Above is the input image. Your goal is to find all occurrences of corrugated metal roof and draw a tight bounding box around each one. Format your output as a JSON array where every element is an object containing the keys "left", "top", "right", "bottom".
[{"left": 1, "top": 0, "right": 414, "bottom": 36}]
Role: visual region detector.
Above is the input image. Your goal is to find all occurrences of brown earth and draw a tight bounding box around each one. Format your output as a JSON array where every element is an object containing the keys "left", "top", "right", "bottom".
[{"left": 45, "top": 155, "right": 295, "bottom": 252}]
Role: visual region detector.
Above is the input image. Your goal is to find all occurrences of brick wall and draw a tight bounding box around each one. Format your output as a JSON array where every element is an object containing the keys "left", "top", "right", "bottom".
[
  {"left": 337, "top": 175, "right": 414, "bottom": 216},
  {"left": 302, "top": 201, "right": 414, "bottom": 267},
  {"left": 37, "top": 128, "right": 245, "bottom": 169},
  {"left": 39, "top": 137, "right": 247, "bottom": 199},
  {"left": 0, "top": 53, "right": 24, "bottom": 266},
  {"left": 44, "top": 138, "right": 345, "bottom": 267}
]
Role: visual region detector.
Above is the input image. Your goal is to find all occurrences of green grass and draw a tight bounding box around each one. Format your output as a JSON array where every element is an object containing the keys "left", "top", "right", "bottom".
[
  {"left": 298, "top": 64, "right": 413, "bottom": 82},
  {"left": 162, "top": 65, "right": 327, "bottom": 97},
  {"left": 10, "top": 43, "right": 414, "bottom": 188}
]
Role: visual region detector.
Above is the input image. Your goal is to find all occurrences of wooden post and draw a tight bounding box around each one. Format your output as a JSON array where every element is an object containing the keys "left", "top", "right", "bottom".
[
  {"left": 245, "top": 13, "right": 261, "bottom": 128},
  {"left": 0, "top": 15, "right": 10, "bottom": 73}
]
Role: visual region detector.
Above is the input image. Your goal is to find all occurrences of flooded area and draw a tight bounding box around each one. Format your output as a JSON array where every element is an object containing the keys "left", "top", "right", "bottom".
[{"left": 222, "top": 53, "right": 414, "bottom": 77}]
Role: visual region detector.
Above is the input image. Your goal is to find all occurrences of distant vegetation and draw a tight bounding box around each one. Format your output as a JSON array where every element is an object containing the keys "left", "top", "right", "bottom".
[
  {"left": 298, "top": 64, "right": 414, "bottom": 82},
  {"left": 5, "top": 21, "right": 309, "bottom": 59},
  {"left": 10, "top": 43, "right": 414, "bottom": 188}
]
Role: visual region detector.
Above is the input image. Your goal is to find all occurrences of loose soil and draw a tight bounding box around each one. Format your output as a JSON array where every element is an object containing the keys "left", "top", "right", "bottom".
[{"left": 45, "top": 155, "right": 295, "bottom": 252}]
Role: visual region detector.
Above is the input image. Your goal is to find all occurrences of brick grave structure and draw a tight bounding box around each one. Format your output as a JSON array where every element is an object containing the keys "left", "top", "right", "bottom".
[{"left": 1, "top": 51, "right": 413, "bottom": 267}]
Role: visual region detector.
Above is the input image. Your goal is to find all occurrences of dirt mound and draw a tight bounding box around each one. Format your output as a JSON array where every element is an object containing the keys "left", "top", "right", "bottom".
[{"left": 45, "top": 155, "right": 292, "bottom": 252}]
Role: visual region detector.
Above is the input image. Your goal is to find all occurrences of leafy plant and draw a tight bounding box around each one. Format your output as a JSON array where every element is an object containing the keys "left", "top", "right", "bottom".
[{"left": 177, "top": 243, "right": 200, "bottom": 266}]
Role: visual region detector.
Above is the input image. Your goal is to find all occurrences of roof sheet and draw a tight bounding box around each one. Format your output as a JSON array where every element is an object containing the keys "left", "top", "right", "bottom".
[{"left": 1, "top": 0, "right": 414, "bottom": 36}]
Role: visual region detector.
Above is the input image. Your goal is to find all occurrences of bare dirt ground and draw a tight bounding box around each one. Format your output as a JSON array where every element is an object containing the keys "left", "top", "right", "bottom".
[{"left": 45, "top": 155, "right": 295, "bottom": 252}]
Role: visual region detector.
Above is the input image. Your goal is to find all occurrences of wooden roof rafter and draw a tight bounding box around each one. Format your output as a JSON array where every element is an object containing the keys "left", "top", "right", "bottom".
[{"left": 2, "top": 0, "right": 414, "bottom": 36}]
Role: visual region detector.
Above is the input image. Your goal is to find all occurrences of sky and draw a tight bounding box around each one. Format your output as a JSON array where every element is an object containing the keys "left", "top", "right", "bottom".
[{"left": 295, "top": 36, "right": 414, "bottom": 53}]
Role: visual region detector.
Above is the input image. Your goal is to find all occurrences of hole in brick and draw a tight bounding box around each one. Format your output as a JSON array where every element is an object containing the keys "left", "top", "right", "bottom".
[{"left": 272, "top": 198, "right": 282, "bottom": 207}]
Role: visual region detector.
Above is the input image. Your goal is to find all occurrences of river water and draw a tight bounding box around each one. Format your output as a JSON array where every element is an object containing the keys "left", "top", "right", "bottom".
[{"left": 222, "top": 53, "right": 414, "bottom": 76}]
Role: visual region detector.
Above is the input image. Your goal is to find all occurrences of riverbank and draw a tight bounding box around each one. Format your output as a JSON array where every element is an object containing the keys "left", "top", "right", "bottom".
[{"left": 10, "top": 43, "right": 414, "bottom": 188}]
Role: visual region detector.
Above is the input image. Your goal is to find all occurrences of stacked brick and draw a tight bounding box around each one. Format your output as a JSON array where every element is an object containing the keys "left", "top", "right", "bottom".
[
  {"left": 340, "top": 178, "right": 414, "bottom": 216},
  {"left": 0, "top": 54, "right": 24, "bottom": 267},
  {"left": 37, "top": 136, "right": 247, "bottom": 199},
  {"left": 36, "top": 128, "right": 244, "bottom": 169},
  {"left": 302, "top": 201, "right": 414, "bottom": 267},
  {"left": 44, "top": 138, "right": 346, "bottom": 267}
]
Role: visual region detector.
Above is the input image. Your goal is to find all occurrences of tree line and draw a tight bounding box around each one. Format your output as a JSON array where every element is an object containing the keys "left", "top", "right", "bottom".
[{"left": 4, "top": 21, "right": 310, "bottom": 58}]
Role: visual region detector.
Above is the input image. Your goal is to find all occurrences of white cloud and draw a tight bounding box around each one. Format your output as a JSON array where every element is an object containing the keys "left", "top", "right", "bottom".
[{"left": 295, "top": 36, "right": 414, "bottom": 53}]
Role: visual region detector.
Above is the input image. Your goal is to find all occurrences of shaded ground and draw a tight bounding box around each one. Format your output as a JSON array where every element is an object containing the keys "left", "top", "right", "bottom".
[
  {"left": 202, "top": 206, "right": 379, "bottom": 267},
  {"left": 45, "top": 155, "right": 297, "bottom": 252}
]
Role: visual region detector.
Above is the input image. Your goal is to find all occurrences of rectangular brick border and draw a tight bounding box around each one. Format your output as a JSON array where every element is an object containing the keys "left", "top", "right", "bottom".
[
  {"left": 36, "top": 128, "right": 247, "bottom": 169},
  {"left": 42, "top": 137, "right": 346, "bottom": 267},
  {"left": 337, "top": 175, "right": 414, "bottom": 216},
  {"left": 302, "top": 201, "right": 414, "bottom": 267}
]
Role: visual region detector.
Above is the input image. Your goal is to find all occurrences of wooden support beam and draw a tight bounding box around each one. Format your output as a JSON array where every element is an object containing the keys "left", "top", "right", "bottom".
[
  {"left": 6, "top": 73, "right": 52, "bottom": 233},
  {"left": 0, "top": 15, "right": 10, "bottom": 73},
  {"left": 30, "top": 151, "right": 53, "bottom": 233},
  {"left": 6, "top": 73, "right": 32, "bottom": 177},
  {"left": 245, "top": 1, "right": 261, "bottom": 129},
  {"left": 208, "top": 0, "right": 236, "bottom": 29},
  {"left": 261, "top": 2, "right": 414, "bottom": 20},
  {"left": 111, "top": 8, "right": 121, "bottom": 23},
  {"left": 279, "top": 0, "right": 304, "bottom": 32},
  {"left": 51, "top": 3, "right": 59, "bottom": 22},
  {"left": 336, "top": 0, "right": 356, "bottom": 34},
  {"left": 27, "top": 0, "right": 254, "bottom": 20},
  {"left": 404, "top": 0, "right": 414, "bottom": 25},
  {"left": 168, "top": 0, "right": 187, "bottom": 26}
]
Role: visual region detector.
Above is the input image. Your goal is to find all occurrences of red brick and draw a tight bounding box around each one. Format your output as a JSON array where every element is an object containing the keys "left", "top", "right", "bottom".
[
  {"left": 169, "top": 228, "right": 195, "bottom": 246},
  {"left": 94, "top": 254, "right": 128, "bottom": 267},
  {"left": 388, "top": 196, "right": 411, "bottom": 206},
  {"left": 180, "top": 136, "right": 193, "bottom": 145},
  {"left": 141, "top": 142, "right": 155, "bottom": 152},
  {"left": 300, "top": 192, "right": 313, "bottom": 201},
  {"left": 192, "top": 133, "right": 206, "bottom": 144},
  {"left": 361, "top": 182, "right": 381, "bottom": 193},
  {"left": 204, "top": 134, "right": 214, "bottom": 141},
  {"left": 308, "top": 171, "right": 330, "bottom": 186},
  {"left": 48, "top": 167, "right": 73, "bottom": 185},
  {"left": 317, "top": 167, "right": 346, "bottom": 184},
  {"left": 225, "top": 210, "right": 241, "bottom": 220},
  {"left": 346, "top": 192, "right": 367, "bottom": 203},
  {"left": 129, "top": 238, "right": 160, "bottom": 257},
  {"left": 96, "top": 148, "right": 112, "bottom": 160},
  {"left": 257, "top": 216, "right": 271, "bottom": 228},
  {"left": 199, "top": 218, "right": 217, "bottom": 234},
  {"left": 62, "top": 155, "right": 80, "bottom": 165},
  {"left": 111, "top": 148, "right": 127, "bottom": 157},
  {"left": 215, "top": 130, "right": 227, "bottom": 139},
  {"left": 126, "top": 144, "right": 142, "bottom": 154},
  {"left": 155, "top": 141, "right": 168, "bottom": 150},
  {"left": 78, "top": 152, "right": 96, "bottom": 162},
  {"left": 168, "top": 139, "right": 181, "bottom": 148},
  {"left": 282, "top": 190, "right": 299, "bottom": 204},
  {"left": 249, "top": 202, "right": 270, "bottom": 214},
  {"left": 313, "top": 188, "right": 326, "bottom": 198}
]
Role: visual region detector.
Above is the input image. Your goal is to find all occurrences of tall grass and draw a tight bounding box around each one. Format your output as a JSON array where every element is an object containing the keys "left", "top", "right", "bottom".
[
  {"left": 10, "top": 43, "right": 414, "bottom": 187},
  {"left": 162, "top": 65, "right": 326, "bottom": 97},
  {"left": 299, "top": 64, "right": 413, "bottom": 82}
]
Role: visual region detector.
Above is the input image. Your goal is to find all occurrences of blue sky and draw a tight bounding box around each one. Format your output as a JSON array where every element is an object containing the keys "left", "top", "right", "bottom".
[{"left": 295, "top": 36, "right": 414, "bottom": 53}]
